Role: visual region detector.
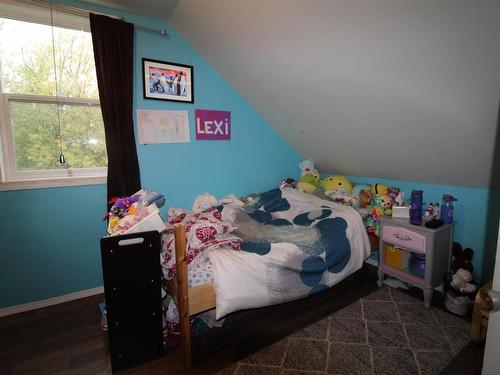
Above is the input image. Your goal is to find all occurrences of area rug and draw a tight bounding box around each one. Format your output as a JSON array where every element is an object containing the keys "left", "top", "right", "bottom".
[{"left": 215, "top": 286, "right": 471, "bottom": 375}]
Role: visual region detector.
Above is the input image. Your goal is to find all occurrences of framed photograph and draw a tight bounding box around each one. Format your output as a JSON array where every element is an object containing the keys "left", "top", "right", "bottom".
[{"left": 142, "top": 58, "right": 194, "bottom": 103}]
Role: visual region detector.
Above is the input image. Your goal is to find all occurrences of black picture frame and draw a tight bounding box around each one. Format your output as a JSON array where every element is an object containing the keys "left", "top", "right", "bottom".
[{"left": 142, "top": 58, "right": 194, "bottom": 103}]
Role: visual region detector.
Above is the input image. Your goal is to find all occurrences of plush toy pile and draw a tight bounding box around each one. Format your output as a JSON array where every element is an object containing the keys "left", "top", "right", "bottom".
[
  {"left": 445, "top": 242, "right": 477, "bottom": 315},
  {"left": 106, "top": 189, "right": 165, "bottom": 236},
  {"left": 293, "top": 160, "right": 400, "bottom": 237}
]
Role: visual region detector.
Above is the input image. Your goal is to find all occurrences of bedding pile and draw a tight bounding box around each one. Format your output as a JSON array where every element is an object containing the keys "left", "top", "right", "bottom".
[
  {"left": 162, "top": 187, "right": 370, "bottom": 320},
  {"left": 160, "top": 208, "right": 242, "bottom": 280},
  {"left": 210, "top": 187, "right": 370, "bottom": 318}
]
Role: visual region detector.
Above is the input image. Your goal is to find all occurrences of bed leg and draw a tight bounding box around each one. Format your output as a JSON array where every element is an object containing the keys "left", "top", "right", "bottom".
[{"left": 174, "top": 223, "right": 192, "bottom": 369}]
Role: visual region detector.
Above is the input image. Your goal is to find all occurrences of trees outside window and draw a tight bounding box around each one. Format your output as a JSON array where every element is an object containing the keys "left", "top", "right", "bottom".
[{"left": 0, "top": 14, "right": 107, "bottom": 190}]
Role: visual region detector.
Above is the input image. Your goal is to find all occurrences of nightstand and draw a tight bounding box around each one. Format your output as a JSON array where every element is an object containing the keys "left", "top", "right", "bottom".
[{"left": 378, "top": 217, "right": 454, "bottom": 309}]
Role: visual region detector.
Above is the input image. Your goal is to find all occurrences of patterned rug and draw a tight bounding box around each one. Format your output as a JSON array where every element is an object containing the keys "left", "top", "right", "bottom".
[{"left": 215, "top": 286, "right": 470, "bottom": 375}]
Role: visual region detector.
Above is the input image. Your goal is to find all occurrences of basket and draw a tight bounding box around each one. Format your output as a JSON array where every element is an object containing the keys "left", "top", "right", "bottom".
[
  {"left": 384, "top": 243, "right": 410, "bottom": 270},
  {"left": 122, "top": 203, "right": 166, "bottom": 235}
]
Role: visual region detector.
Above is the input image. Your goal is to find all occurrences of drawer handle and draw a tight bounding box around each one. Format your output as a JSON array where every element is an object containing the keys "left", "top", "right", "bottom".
[{"left": 393, "top": 232, "right": 412, "bottom": 242}]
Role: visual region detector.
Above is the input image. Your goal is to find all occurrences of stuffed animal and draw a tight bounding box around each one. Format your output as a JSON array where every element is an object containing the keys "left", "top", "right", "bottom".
[
  {"left": 351, "top": 184, "right": 371, "bottom": 207},
  {"left": 321, "top": 175, "right": 353, "bottom": 204},
  {"left": 370, "top": 183, "right": 389, "bottom": 197},
  {"left": 451, "top": 242, "right": 474, "bottom": 273},
  {"left": 321, "top": 175, "right": 353, "bottom": 194},
  {"left": 358, "top": 189, "right": 372, "bottom": 208},
  {"left": 299, "top": 160, "right": 319, "bottom": 178},
  {"left": 423, "top": 202, "right": 439, "bottom": 222},
  {"left": 297, "top": 160, "right": 320, "bottom": 194},
  {"left": 373, "top": 194, "right": 393, "bottom": 216},
  {"left": 192, "top": 193, "right": 219, "bottom": 212},
  {"left": 450, "top": 268, "right": 476, "bottom": 294},
  {"left": 297, "top": 174, "right": 320, "bottom": 194}
]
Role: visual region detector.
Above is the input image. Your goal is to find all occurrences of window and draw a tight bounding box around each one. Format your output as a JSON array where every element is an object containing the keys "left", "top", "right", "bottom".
[{"left": 0, "top": 3, "right": 107, "bottom": 190}]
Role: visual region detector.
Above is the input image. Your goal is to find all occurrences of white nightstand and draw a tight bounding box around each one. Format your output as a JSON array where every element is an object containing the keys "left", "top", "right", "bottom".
[{"left": 377, "top": 217, "right": 454, "bottom": 309}]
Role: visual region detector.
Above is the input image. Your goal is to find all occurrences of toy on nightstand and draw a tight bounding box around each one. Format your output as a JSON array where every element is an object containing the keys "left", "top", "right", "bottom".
[{"left": 423, "top": 202, "right": 440, "bottom": 222}]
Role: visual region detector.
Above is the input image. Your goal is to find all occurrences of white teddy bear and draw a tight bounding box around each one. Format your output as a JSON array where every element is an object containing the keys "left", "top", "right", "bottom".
[
  {"left": 450, "top": 268, "right": 476, "bottom": 294},
  {"left": 299, "top": 160, "right": 319, "bottom": 178},
  {"left": 192, "top": 192, "right": 219, "bottom": 213}
]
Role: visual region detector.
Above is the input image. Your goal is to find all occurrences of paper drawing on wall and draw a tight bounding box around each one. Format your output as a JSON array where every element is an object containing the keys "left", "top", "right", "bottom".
[{"left": 137, "top": 110, "right": 190, "bottom": 144}]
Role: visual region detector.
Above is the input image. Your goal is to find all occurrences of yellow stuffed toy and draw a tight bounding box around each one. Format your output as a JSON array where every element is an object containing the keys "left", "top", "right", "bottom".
[
  {"left": 370, "top": 183, "right": 389, "bottom": 197},
  {"left": 297, "top": 174, "right": 320, "bottom": 194},
  {"left": 321, "top": 175, "right": 353, "bottom": 204}
]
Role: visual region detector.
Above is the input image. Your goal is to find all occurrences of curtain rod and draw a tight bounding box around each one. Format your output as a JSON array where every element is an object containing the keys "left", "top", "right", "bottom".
[{"left": 30, "top": 0, "right": 167, "bottom": 37}]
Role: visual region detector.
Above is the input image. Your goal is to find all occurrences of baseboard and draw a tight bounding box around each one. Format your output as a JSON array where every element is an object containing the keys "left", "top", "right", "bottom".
[{"left": 0, "top": 286, "right": 104, "bottom": 318}]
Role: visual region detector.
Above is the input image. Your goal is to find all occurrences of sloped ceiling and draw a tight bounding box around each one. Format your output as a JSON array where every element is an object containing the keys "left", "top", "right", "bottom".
[
  {"left": 80, "top": 0, "right": 179, "bottom": 20},
  {"left": 85, "top": 0, "right": 500, "bottom": 189}
]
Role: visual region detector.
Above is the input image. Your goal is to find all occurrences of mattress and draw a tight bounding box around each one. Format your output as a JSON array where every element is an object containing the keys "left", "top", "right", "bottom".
[{"left": 188, "top": 260, "right": 214, "bottom": 288}]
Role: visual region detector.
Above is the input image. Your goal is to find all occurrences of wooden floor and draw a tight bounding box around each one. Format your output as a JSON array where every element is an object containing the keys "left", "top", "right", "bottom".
[
  {"left": 0, "top": 293, "right": 111, "bottom": 375},
  {"left": 0, "top": 265, "right": 485, "bottom": 375}
]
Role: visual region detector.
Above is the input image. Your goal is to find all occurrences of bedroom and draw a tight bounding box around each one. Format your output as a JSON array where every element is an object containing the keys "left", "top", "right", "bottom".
[{"left": 0, "top": 0, "right": 499, "bottom": 374}]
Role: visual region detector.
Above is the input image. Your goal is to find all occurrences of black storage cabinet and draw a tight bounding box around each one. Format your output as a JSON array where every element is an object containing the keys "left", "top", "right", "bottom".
[{"left": 100, "top": 230, "right": 163, "bottom": 372}]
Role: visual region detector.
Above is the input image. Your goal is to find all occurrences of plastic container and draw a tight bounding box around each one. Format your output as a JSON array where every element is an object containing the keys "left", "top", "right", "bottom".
[
  {"left": 107, "top": 203, "right": 166, "bottom": 236},
  {"left": 440, "top": 194, "right": 457, "bottom": 224},
  {"left": 123, "top": 203, "right": 166, "bottom": 235},
  {"left": 410, "top": 190, "right": 423, "bottom": 225},
  {"left": 409, "top": 252, "right": 426, "bottom": 277},
  {"left": 384, "top": 244, "right": 410, "bottom": 270}
]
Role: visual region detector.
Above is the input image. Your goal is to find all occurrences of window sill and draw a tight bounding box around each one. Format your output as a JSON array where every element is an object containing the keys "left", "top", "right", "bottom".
[{"left": 0, "top": 175, "right": 106, "bottom": 192}]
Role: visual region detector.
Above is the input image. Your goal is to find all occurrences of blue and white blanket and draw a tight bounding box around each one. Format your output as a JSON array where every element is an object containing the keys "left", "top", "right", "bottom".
[{"left": 208, "top": 187, "right": 370, "bottom": 319}]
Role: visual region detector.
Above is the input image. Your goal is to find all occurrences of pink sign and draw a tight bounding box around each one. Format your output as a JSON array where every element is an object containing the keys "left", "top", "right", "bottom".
[{"left": 195, "top": 109, "right": 231, "bottom": 140}]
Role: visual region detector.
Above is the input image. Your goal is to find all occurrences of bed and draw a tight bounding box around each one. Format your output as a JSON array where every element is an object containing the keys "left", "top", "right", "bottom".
[{"left": 162, "top": 187, "right": 371, "bottom": 368}]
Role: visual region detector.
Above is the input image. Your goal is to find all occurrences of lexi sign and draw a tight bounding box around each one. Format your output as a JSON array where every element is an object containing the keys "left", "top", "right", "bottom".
[{"left": 195, "top": 109, "right": 231, "bottom": 140}]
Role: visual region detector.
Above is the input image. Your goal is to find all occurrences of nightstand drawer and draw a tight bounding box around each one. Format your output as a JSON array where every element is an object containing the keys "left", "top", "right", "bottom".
[{"left": 382, "top": 225, "right": 426, "bottom": 253}]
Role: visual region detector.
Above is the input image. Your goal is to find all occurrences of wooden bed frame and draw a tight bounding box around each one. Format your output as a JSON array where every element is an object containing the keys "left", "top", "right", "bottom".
[
  {"left": 167, "top": 222, "right": 379, "bottom": 369},
  {"left": 167, "top": 223, "right": 215, "bottom": 369}
]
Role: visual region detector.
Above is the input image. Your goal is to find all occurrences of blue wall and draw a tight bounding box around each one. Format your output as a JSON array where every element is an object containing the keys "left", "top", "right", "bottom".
[
  {"left": 0, "top": 1, "right": 300, "bottom": 309},
  {"left": 348, "top": 175, "right": 500, "bottom": 282},
  {"left": 2, "top": 0, "right": 497, "bottom": 309},
  {"left": 132, "top": 15, "right": 300, "bottom": 210}
]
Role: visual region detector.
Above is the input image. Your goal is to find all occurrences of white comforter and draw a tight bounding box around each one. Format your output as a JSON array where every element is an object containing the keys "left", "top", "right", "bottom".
[{"left": 208, "top": 187, "right": 370, "bottom": 319}]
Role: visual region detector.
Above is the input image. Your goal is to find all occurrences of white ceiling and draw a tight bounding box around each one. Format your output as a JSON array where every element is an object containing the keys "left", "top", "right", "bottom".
[
  {"left": 84, "top": 0, "right": 500, "bottom": 189},
  {"left": 81, "top": 0, "right": 179, "bottom": 20}
]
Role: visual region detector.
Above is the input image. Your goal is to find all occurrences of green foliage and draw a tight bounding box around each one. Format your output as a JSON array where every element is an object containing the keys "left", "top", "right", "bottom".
[
  {"left": 11, "top": 102, "right": 106, "bottom": 170},
  {"left": 1, "top": 19, "right": 106, "bottom": 171}
]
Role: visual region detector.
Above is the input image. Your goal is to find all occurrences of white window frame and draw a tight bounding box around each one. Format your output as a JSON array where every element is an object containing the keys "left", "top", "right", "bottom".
[{"left": 0, "top": 1, "right": 107, "bottom": 191}]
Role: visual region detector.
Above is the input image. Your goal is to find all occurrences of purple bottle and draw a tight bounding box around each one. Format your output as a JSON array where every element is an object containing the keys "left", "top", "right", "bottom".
[
  {"left": 440, "top": 194, "right": 457, "bottom": 224},
  {"left": 410, "top": 190, "right": 423, "bottom": 225}
]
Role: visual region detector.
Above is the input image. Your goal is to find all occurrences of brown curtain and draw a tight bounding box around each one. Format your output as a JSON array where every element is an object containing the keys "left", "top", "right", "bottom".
[{"left": 89, "top": 13, "right": 141, "bottom": 203}]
